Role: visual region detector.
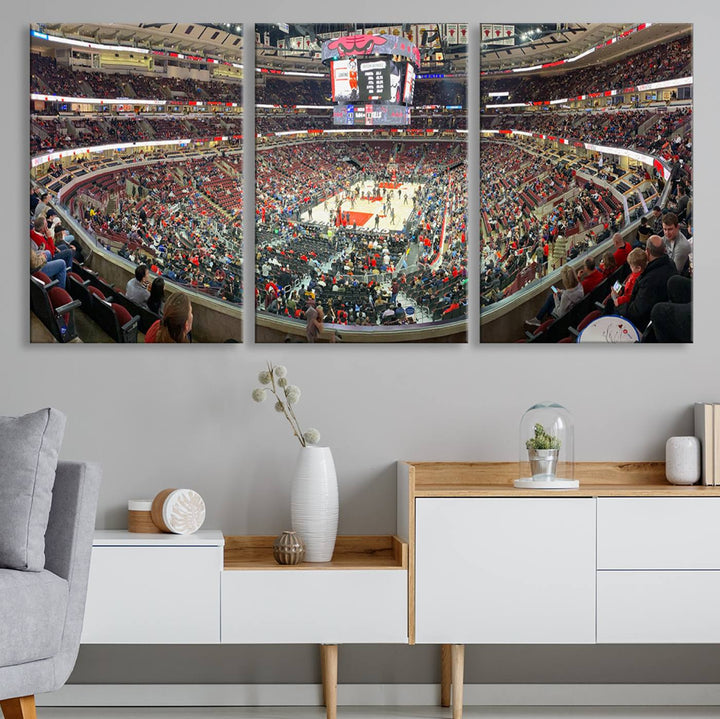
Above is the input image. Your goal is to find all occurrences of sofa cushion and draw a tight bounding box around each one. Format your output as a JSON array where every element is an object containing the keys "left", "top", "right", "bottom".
[
  {"left": 0, "top": 408, "right": 66, "bottom": 571},
  {"left": 0, "top": 568, "right": 69, "bottom": 667}
]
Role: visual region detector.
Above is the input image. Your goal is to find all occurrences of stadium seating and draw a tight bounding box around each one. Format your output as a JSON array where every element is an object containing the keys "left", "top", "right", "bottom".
[{"left": 30, "top": 275, "right": 81, "bottom": 342}]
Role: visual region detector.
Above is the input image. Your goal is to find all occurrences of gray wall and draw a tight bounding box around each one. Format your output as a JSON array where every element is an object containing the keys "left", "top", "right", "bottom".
[{"left": 16, "top": 0, "right": 720, "bottom": 686}]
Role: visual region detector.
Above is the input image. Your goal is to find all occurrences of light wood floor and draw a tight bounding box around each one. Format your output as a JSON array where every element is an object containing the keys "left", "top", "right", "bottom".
[{"left": 35, "top": 708, "right": 720, "bottom": 718}]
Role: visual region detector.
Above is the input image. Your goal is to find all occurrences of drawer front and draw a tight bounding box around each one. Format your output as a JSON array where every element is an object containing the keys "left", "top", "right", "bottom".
[
  {"left": 598, "top": 498, "right": 720, "bottom": 569},
  {"left": 221, "top": 570, "right": 407, "bottom": 644},
  {"left": 81, "top": 546, "right": 221, "bottom": 643},
  {"left": 415, "top": 498, "right": 596, "bottom": 644},
  {"left": 597, "top": 571, "right": 720, "bottom": 643}
]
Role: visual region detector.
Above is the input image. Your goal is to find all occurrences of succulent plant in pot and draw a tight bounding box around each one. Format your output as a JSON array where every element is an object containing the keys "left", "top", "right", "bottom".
[{"left": 526, "top": 423, "right": 561, "bottom": 479}]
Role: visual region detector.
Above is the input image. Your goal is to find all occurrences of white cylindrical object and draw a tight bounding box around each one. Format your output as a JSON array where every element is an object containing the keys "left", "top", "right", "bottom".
[
  {"left": 128, "top": 499, "right": 153, "bottom": 512},
  {"left": 665, "top": 436, "right": 701, "bottom": 485},
  {"left": 291, "top": 446, "right": 338, "bottom": 562}
]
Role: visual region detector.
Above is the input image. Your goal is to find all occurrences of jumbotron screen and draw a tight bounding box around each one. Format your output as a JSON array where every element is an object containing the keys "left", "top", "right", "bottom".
[{"left": 331, "top": 58, "right": 415, "bottom": 104}]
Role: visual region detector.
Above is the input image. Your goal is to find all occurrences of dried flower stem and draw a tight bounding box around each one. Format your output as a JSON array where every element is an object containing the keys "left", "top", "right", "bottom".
[{"left": 268, "top": 361, "right": 306, "bottom": 447}]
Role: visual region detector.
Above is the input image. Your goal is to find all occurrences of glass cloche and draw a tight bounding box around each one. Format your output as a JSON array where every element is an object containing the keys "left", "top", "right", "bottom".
[{"left": 516, "top": 402, "right": 577, "bottom": 489}]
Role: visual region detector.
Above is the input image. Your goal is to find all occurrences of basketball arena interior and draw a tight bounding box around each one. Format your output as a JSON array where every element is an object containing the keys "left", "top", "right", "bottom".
[
  {"left": 29, "top": 22, "right": 692, "bottom": 344},
  {"left": 30, "top": 23, "right": 244, "bottom": 343},
  {"left": 254, "top": 23, "right": 468, "bottom": 343},
  {"left": 481, "top": 23, "right": 692, "bottom": 343}
]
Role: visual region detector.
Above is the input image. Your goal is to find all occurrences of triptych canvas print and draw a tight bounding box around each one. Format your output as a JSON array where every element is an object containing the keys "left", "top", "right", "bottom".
[{"left": 30, "top": 23, "right": 692, "bottom": 344}]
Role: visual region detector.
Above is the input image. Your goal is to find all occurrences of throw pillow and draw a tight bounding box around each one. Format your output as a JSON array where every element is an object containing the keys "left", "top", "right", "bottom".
[{"left": 0, "top": 408, "right": 67, "bottom": 571}]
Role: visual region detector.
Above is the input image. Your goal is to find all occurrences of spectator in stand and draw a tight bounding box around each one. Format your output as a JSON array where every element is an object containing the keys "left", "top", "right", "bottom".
[
  {"left": 662, "top": 212, "right": 691, "bottom": 274},
  {"left": 608, "top": 247, "right": 647, "bottom": 310},
  {"left": 31, "top": 216, "right": 72, "bottom": 270},
  {"left": 53, "top": 225, "right": 78, "bottom": 260},
  {"left": 648, "top": 275, "right": 692, "bottom": 342},
  {"left": 33, "top": 192, "right": 51, "bottom": 219},
  {"left": 669, "top": 184, "right": 690, "bottom": 223},
  {"left": 636, "top": 216, "right": 653, "bottom": 247},
  {"left": 617, "top": 234, "right": 677, "bottom": 332},
  {"left": 30, "top": 187, "right": 42, "bottom": 215},
  {"left": 147, "top": 276, "right": 166, "bottom": 316},
  {"left": 526, "top": 265, "right": 584, "bottom": 327},
  {"left": 600, "top": 251, "right": 617, "bottom": 278},
  {"left": 579, "top": 257, "right": 604, "bottom": 295},
  {"left": 126, "top": 264, "right": 151, "bottom": 306},
  {"left": 144, "top": 293, "right": 193, "bottom": 343},
  {"left": 305, "top": 298, "right": 323, "bottom": 343},
  {"left": 612, "top": 232, "right": 633, "bottom": 269},
  {"left": 651, "top": 205, "right": 664, "bottom": 236},
  {"left": 30, "top": 239, "right": 67, "bottom": 289}
]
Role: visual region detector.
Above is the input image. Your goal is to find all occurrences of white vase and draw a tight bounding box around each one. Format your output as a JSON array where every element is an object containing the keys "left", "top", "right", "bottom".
[
  {"left": 665, "top": 436, "right": 701, "bottom": 485},
  {"left": 291, "top": 446, "right": 338, "bottom": 562}
]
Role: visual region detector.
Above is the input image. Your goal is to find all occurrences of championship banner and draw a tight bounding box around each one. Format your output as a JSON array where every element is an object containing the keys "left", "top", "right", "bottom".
[
  {"left": 458, "top": 24, "right": 468, "bottom": 44},
  {"left": 482, "top": 24, "right": 514, "bottom": 46},
  {"left": 499, "top": 25, "right": 515, "bottom": 46},
  {"left": 446, "top": 24, "right": 459, "bottom": 45}
]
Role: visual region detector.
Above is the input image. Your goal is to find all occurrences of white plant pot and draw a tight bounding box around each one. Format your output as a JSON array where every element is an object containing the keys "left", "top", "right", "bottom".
[{"left": 291, "top": 446, "right": 338, "bottom": 562}]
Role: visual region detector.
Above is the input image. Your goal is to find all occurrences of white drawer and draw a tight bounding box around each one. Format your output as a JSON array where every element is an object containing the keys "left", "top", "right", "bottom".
[
  {"left": 597, "top": 570, "right": 720, "bottom": 643},
  {"left": 597, "top": 498, "right": 720, "bottom": 569},
  {"left": 221, "top": 569, "right": 407, "bottom": 644},
  {"left": 82, "top": 545, "right": 222, "bottom": 643}
]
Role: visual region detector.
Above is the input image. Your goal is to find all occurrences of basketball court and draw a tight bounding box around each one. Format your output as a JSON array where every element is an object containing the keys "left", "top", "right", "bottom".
[{"left": 301, "top": 179, "right": 424, "bottom": 233}]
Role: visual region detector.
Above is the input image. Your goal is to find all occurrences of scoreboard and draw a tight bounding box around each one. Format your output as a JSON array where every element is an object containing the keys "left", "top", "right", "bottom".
[
  {"left": 331, "top": 57, "right": 408, "bottom": 104},
  {"left": 357, "top": 59, "right": 392, "bottom": 102},
  {"left": 332, "top": 103, "right": 411, "bottom": 126},
  {"left": 324, "top": 34, "right": 419, "bottom": 127}
]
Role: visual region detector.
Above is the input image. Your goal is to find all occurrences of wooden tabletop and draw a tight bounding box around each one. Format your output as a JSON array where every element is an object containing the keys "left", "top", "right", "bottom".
[{"left": 401, "top": 461, "right": 720, "bottom": 497}]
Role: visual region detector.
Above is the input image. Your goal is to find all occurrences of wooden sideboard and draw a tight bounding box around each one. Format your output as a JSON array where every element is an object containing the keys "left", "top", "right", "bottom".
[
  {"left": 397, "top": 461, "right": 720, "bottom": 719},
  {"left": 80, "top": 462, "right": 720, "bottom": 719}
]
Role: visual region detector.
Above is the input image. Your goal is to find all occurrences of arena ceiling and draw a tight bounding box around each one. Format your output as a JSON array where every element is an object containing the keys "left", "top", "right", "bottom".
[
  {"left": 31, "top": 21, "right": 691, "bottom": 79},
  {"left": 32, "top": 23, "right": 244, "bottom": 64},
  {"left": 481, "top": 22, "right": 692, "bottom": 74},
  {"left": 255, "top": 23, "right": 467, "bottom": 74}
]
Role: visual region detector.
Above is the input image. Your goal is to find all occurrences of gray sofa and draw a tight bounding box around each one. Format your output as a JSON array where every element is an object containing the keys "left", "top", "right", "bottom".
[{"left": 0, "top": 461, "right": 101, "bottom": 718}]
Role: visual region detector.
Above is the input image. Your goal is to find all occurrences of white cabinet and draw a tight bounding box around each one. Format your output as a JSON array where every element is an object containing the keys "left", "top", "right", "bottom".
[
  {"left": 597, "top": 497, "right": 720, "bottom": 644},
  {"left": 222, "top": 569, "right": 407, "bottom": 644},
  {"left": 81, "top": 531, "right": 224, "bottom": 644},
  {"left": 415, "top": 498, "right": 596, "bottom": 644}
]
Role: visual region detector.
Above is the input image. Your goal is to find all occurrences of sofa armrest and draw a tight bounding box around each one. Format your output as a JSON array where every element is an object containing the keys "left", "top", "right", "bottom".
[
  {"left": 44, "top": 461, "right": 101, "bottom": 688},
  {"left": 45, "top": 462, "right": 101, "bottom": 582}
]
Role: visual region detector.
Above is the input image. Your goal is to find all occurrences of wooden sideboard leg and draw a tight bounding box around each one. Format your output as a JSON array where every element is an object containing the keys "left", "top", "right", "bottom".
[
  {"left": 440, "top": 644, "right": 452, "bottom": 707},
  {"left": 320, "top": 644, "right": 327, "bottom": 707},
  {"left": 1, "top": 696, "right": 37, "bottom": 719},
  {"left": 451, "top": 644, "right": 465, "bottom": 719},
  {"left": 321, "top": 644, "right": 338, "bottom": 719}
]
